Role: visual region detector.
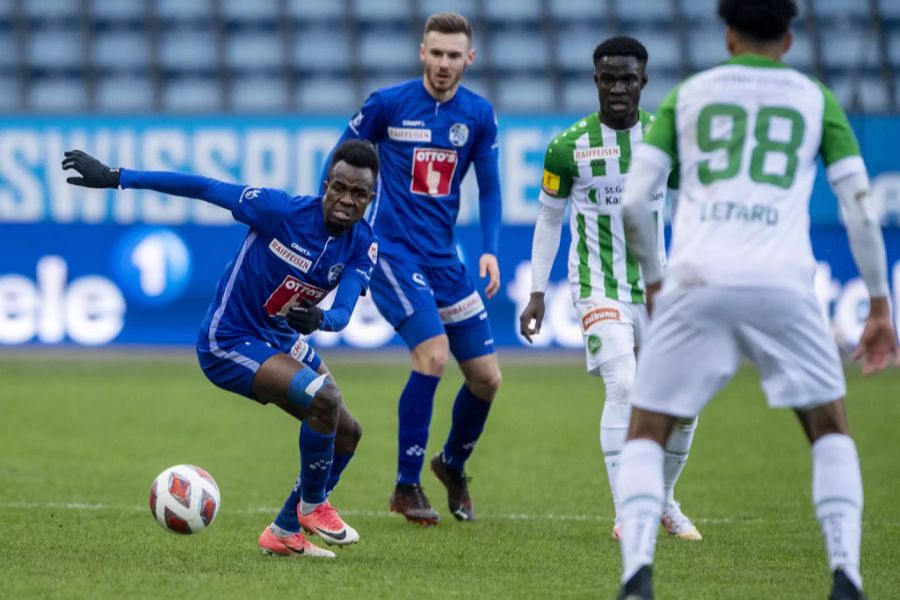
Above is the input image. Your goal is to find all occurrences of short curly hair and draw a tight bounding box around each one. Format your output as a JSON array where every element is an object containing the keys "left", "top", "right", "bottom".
[
  {"left": 718, "top": 0, "right": 798, "bottom": 42},
  {"left": 593, "top": 36, "right": 649, "bottom": 68}
]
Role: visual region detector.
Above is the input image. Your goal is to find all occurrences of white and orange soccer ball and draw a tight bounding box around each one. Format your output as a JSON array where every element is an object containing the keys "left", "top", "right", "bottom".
[{"left": 149, "top": 464, "right": 220, "bottom": 534}]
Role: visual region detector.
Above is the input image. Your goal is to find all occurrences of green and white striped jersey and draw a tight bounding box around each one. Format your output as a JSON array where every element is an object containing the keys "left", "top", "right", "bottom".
[
  {"left": 539, "top": 110, "right": 671, "bottom": 304},
  {"left": 642, "top": 54, "right": 864, "bottom": 293}
]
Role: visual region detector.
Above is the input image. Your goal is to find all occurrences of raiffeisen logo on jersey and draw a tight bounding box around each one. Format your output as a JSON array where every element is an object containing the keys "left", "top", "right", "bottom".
[
  {"left": 410, "top": 148, "right": 458, "bottom": 197},
  {"left": 388, "top": 127, "right": 432, "bottom": 142},
  {"left": 574, "top": 147, "right": 621, "bottom": 162}
]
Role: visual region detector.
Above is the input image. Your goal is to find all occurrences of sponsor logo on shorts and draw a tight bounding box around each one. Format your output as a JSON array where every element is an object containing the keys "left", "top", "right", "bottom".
[
  {"left": 449, "top": 123, "right": 469, "bottom": 147},
  {"left": 269, "top": 238, "right": 312, "bottom": 272},
  {"left": 263, "top": 275, "right": 326, "bottom": 316},
  {"left": 574, "top": 146, "right": 620, "bottom": 162},
  {"left": 582, "top": 307, "right": 621, "bottom": 330},
  {"left": 289, "top": 337, "right": 311, "bottom": 362},
  {"left": 388, "top": 127, "right": 432, "bottom": 142},
  {"left": 542, "top": 169, "right": 560, "bottom": 196},
  {"left": 438, "top": 291, "right": 485, "bottom": 324},
  {"left": 587, "top": 334, "right": 602, "bottom": 355},
  {"left": 410, "top": 147, "right": 458, "bottom": 197}
]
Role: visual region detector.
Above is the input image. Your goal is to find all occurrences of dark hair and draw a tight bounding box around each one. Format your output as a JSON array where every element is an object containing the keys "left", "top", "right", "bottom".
[
  {"left": 718, "top": 0, "right": 797, "bottom": 42},
  {"left": 329, "top": 139, "right": 379, "bottom": 180},
  {"left": 593, "top": 36, "right": 649, "bottom": 68},
  {"left": 424, "top": 12, "right": 472, "bottom": 40}
]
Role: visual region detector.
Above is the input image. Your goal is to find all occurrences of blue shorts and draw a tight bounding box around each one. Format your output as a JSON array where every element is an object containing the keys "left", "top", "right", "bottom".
[
  {"left": 369, "top": 254, "right": 495, "bottom": 362},
  {"left": 196, "top": 330, "right": 322, "bottom": 403}
]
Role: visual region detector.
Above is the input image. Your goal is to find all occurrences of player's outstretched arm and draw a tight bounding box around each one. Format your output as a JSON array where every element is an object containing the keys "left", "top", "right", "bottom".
[
  {"left": 519, "top": 202, "right": 565, "bottom": 343},
  {"left": 62, "top": 149, "right": 245, "bottom": 210}
]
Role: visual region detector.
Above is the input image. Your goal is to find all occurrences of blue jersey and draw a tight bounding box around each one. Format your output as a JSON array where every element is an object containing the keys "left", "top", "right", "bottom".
[
  {"left": 333, "top": 79, "right": 501, "bottom": 265},
  {"left": 199, "top": 187, "right": 378, "bottom": 350}
]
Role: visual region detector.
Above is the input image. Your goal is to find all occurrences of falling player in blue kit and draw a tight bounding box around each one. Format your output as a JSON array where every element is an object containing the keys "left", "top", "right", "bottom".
[
  {"left": 325, "top": 12, "right": 502, "bottom": 524},
  {"left": 63, "top": 141, "right": 381, "bottom": 558}
]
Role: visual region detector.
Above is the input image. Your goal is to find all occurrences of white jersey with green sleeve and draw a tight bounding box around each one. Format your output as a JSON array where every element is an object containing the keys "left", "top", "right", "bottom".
[
  {"left": 539, "top": 110, "right": 670, "bottom": 304},
  {"left": 644, "top": 54, "right": 864, "bottom": 293}
]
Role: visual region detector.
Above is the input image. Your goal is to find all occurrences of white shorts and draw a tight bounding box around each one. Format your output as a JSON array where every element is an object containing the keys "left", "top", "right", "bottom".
[
  {"left": 574, "top": 296, "right": 647, "bottom": 376},
  {"left": 631, "top": 286, "right": 846, "bottom": 417}
]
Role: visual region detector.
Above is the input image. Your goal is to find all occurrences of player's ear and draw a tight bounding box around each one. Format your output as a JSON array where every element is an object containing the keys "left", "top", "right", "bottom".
[
  {"left": 322, "top": 179, "right": 329, "bottom": 194},
  {"left": 641, "top": 67, "right": 648, "bottom": 90},
  {"left": 782, "top": 30, "right": 793, "bottom": 55},
  {"left": 466, "top": 47, "right": 475, "bottom": 66},
  {"left": 419, "top": 42, "right": 426, "bottom": 62}
]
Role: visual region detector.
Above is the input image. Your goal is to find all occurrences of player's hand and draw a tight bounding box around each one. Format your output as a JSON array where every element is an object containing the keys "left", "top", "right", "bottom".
[
  {"left": 479, "top": 253, "right": 500, "bottom": 299},
  {"left": 852, "top": 297, "right": 900, "bottom": 375},
  {"left": 61, "top": 150, "right": 121, "bottom": 188},
  {"left": 286, "top": 299, "right": 324, "bottom": 335},
  {"left": 645, "top": 280, "right": 662, "bottom": 317},
  {"left": 519, "top": 292, "right": 546, "bottom": 344}
]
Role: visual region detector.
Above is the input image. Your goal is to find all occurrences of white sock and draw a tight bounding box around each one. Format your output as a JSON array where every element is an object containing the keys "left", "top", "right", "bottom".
[
  {"left": 663, "top": 417, "right": 697, "bottom": 504},
  {"left": 300, "top": 500, "right": 324, "bottom": 516},
  {"left": 617, "top": 439, "right": 665, "bottom": 583},
  {"left": 600, "top": 401, "right": 631, "bottom": 520},
  {"left": 812, "top": 434, "right": 863, "bottom": 590},
  {"left": 269, "top": 523, "right": 297, "bottom": 536}
]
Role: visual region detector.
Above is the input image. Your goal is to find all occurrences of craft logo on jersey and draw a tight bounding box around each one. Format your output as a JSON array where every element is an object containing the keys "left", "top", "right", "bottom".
[
  {"left": 582, "top": 307, "right": 621, "bottom": 330},
  {"left": 264, "top": 275, "right": 326, "bottom": 317},
  {"left": 410, "top": 147, "right": 458, "bottom": 197},
  {"left": 574, "top": 147, "right": 621, "bottom": 163},
  {"left": 269, "top": 238, "right": 312, "bottom": 272},
  {"left": 327, "top": 263, "right": 344, "bottom": 286},
  {"left": 388, "top": 127, "right": 432, "bottom": 142},
  {"left": 449, "top": 123, "right": 469, "bottom": 147}
]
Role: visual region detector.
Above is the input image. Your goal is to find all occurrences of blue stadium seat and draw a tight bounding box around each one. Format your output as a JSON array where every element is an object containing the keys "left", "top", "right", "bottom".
[
  {"left": 352, "top": 0, "right": 412, "bottom": 24},
  {"left": 0, "top": 76, "right": 18, "bottom": 110},
  {"left": 460, "top": 75, "right": 489, "bottom": 99},
  {"left": 91, "top": 30, "right": 151, "bottom": 71},
  {"left": 24, "top": 0, "right": 79, "bottom": 21},
  {"left": 562, "top": 79, "right": 597, "bottom": 113},
  {"left": 787, "top": 28, "right": 815, "bottom": 72},
  {"left": 225, "top": 32, "right": 284, "bottom": 72},
  {"left": 616, "top": 0, "right": 674, "bottom": 25},
  {"left": 812, "top": 0, "right": 869, "bottom": 23},
  {"left": 635, "top": 29, "right": 681, "bottom": 72},
  {"left": 488, "top": 30, "right": 549, "bottom": 71},
  {"left": 888, "top": 33, "right": 900, "bottom": 69},
  {"left": 27, "top": 27, "right": 84, "bottom": 69},
  {"left": 641, "top": 75, "right": 680, "bottom": 112},
  {"left": 686, "top": 25, "right": 730, "bottom": 71},
  {"left": 29, "top": 77, "right": 88, "bottom": 111},
  {"left": 292, "top": 31, "right": 352, "bottom": 72},
  {"left": 0, "top": 0, "right": 12, "bottom": 18},
  {"left": 495, "top": 76, "right": 555, "bottom": 113},
  {"left": 820, "top": 26, "right": 881, "bottom": 71},
  {"left": 159, "top": 28, "right": 217, "bottom": 71},
  {"left": 296, "top": 77, "right": 357, "bottom": 112},
  {"left": 230, "top": 75, "right": 288, "bottom": 112},
  {"left": 549, "top": 0, "right": 605, "bottom": 23},
  {"left": 286, "top": 0, "right": 345, "bottom": 21},
  {"left": 829, "top": 75, "right": 890, "bottom": 113},
  {"left": 0, "top": 30, "right": 17, "bottom": 69},
  {"left": 96, "top": 75, "right": 154, "bottom": 112},
  {"left": 156, "top": 0, "right": 213, "bottom": 22},
  {"left": 419, "top": 0, "right": 477, "bottom": 19},
  {"left": 358, "top": 30, "right": 419, "bottom": 71},
  {"left": 679, "top": 0, "right": 718, "bottom": 25},
  {"left": 89, "top": 0, "right": 145, "bottom": 23},
  {"left": 221, "top": 0, "right": 279, "bottom": 25},
  {"left": 484, "top": 0, "right": 542, "bottom": 24},
  {"left": 162, "top": 77, "right": 222, "bottom": 112},
  {"left": 555, "top": 26, "right": 615, "bottom": 72}
]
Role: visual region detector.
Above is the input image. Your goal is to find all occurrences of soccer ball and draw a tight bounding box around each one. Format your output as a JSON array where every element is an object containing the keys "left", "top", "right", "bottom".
[{"left": 149, "top": 464, "right": 220, "bottom": 534}]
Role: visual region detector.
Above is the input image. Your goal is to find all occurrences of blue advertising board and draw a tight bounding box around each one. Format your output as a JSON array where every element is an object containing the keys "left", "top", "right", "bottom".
[{"left": 0, "top": 116, "right": 898, "bottom": 350}]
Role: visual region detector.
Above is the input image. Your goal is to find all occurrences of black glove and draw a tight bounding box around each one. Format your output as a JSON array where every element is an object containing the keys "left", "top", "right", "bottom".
[
  {"left": 286, "top": 299, "right": 324, "bottom": 335},
  {"left": 61, "top": 150, "right": 121, "bottom": 188}
]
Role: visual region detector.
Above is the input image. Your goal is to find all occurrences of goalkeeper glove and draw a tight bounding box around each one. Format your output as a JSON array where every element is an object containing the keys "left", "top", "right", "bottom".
[
  {"left": 287, "top": 299, "right": 324, "bottom": 335},
  {"left": 61, "top": 150, "right": 121, "bottom": 188}
]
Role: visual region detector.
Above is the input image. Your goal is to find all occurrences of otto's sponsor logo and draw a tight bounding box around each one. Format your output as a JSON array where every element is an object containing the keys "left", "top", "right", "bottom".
[
  {"left": 410, "top": 147, "right": 458, "bottom": 197},
  {"left": 449, "top": 123, "right": 469, "bottom": 147},
  {"left": 582, "top": 307, "right": 621, "bottom": 330},
  {"left": 263, "top": 275, "right": 326, "bottom": 316},
  {"left": 438, "top": 291, "right": 485, "bottom": 324},
  {"left": 368, "top": 241, "right": 378, "bottom": 264},
  {"left": 240, "top": 188, "right": 260, "bottom": 202},
  {"left": 574, "top": 146, "right": 621, "bottom": 162},
  {"left": 269, "top": 238, "right": 312, "bottom": 272},
  {"left": 388, "top": 127, "right": 432, "bottom": 142}
]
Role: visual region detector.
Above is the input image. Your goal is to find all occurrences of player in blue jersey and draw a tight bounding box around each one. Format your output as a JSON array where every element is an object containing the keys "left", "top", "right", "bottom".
[
  {"left": 63, "top": 141, "right": 380, "bottom": 558},
  {"left": 324, "top": 12, "right": 502, "bottom": 524}
]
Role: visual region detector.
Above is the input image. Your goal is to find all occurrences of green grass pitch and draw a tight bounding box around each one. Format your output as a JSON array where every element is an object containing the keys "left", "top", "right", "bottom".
[{"left": 1, "top": 353, "right": 898, "bottom": 599}]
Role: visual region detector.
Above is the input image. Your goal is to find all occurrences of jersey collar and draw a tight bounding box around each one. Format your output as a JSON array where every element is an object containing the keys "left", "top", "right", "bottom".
[{"left": 724, "top": 53, "right": 789, "bottom": 69}]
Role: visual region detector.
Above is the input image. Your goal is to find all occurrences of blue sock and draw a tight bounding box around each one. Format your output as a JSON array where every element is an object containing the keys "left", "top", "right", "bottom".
[
  {"left": 300, "top": 421, "right": 336, "bottom": 505},
  {"left": 397, "top": 371, "right": 440, "bottom": 484},
  {"left": 273, "top": 474, "right": 302, "bottom": 532},
  {"left": 443, "top": 385, "right": 492, "bottom": 473},
  {"left": 325, "top": 451, "right": 353, "bottom": 496}
]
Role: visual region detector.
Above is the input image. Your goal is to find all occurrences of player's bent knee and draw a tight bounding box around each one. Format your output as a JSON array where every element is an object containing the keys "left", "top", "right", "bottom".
[{"left": 412, "top": 343, "right": 450, "bottom": 376}]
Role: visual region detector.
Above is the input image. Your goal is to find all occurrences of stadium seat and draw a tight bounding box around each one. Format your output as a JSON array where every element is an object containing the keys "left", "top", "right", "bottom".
[
  {"left": 26, "top": 27, "right": 84, "bottom": 70},
  {"left": 812, "top": 0, "right": 870, "bottom": 23},
  {"left": 686, "top": 26, "right": 730, "bottom": 71},
  {"left": 221, "top": 0, "right": 279, "bottom": 25},
  {"left": 96, "top": 75, "right": 154, "bottom": 112},
  {"left": 679, "top": 0, "right": 718, "bottom": 25},
  {"left": 495, "top": 76, "right": 555, "bottom": 113},
  {"left": 159, "top": 29, "right": 217, "bottom": 71},
  {"left": 488, "top": 30, "right": 549, "bottom": 71},
  {"left": 23, "top": 0, "right": 79, "bottom": 21},
  {"left": 419, "top": 0, "right": 477, "bottom": 19},
  {"left": 362, "top": 73, "right": 417, "bottom": 96},
  {"left": 787, "top": 28, "right": 815, "bottom": 72},
  {"left": 296, "top": 77, "right": 357, "bottom": 112},
  {"left": 460, "top": 75, "right": 489, "bottom": 99},
  {"left": 225, "top": 32, "right": 284, "bottom": 72},
  {"left": 819, "top": 26, "right": 881, "bottom": 71},
  {"left": 292, "top": 31, "right": 352, "bottom": 72},
  {"left": 285, "top": 0, "right": 345, "bottom": 21},
  {"left": 0, "top": 76, "right": 19, "bottom": 110},
  {"left": 91, "top": 30, "right": 152, "bottom": 71},
  {"left": 352, "top": 0, "right": 412, "bottom": 24},
  {"left": 484, "top": 0, "right": 542, "bottom": 24},
  {"left": 231, "top": 76, "right": 288, "bottom": 112},
  {"left": 162, "top": 77, "right": 223, "bottom": 112},
  {"left": 29, "top": 77, "right": 88, "bottom": 111},
  {"left": 616, "top": 0, "right": 674, "bottom": 26},
  {"left": 830, "top": 75, "right": 890, "bottom": 113},
  {"left": 89, "top": 0, "right": 145, "bottom": 24},
  {"left": 562, "top": 79, "right": 599, "bottom": 113},
  {"left": 156, "top": 0, "right": 213, "bottom": 22},
  {"left": 358, "top": 29, "right": 419, "bottom": 71},
  {"left": 636, "top": 29, "right": 681, "bottom": 73},
  {"left": 641, "top": 75, "right": 680, "bottom": 112},
  {"left": 0, "top": 30, "right": 17, "bottom": 69},
  {"left": 555, "top": 26, "right": 615, "bottom": 73},
  {"left": 549, "top": 0, "right": 605, "bottom": 23}
]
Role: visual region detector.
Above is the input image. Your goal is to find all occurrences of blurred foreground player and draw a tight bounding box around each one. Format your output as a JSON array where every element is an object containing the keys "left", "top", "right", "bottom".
[
  {"left": 613, "top": 1, "right": 899, "bottom": 598},
  {"left": 325, "top": 12, "right": 502, "bottom": 524},
  {"left": 63, "top": 140, "right": 381, "bottom": 559},
  {"left": 519, "top": 36, "right": 701, "bottom": 542}
]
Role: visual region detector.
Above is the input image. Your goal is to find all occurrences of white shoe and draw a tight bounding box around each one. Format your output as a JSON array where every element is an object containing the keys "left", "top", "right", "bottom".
[{"left": 661, "top": 501, "right": 702, "bottom": 541}]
